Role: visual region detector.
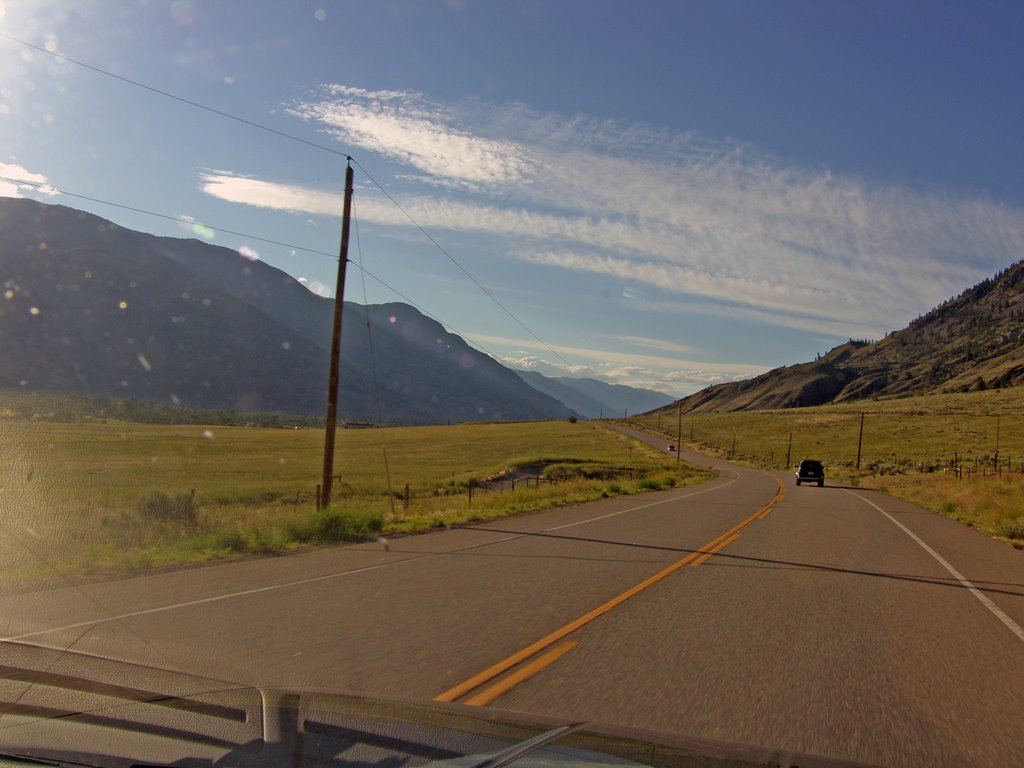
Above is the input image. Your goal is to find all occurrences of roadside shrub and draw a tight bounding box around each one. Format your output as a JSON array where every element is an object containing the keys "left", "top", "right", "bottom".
[
  {"left": 137, "top": 490, "right": 198, "bottom": 527},
  {"left": 211, "top": 529, "right": 246, "bottom": 552},
  {"left": 281, "top": 518, "right": 316, "bottom": 544},
  {"left": 310, "top": 509, "right": 384, "bottom": 543},
  {"left": 995, "top": 517, "right": 1024, "bottom": 541},
  {"left": 247, "top": 527, "right": 284, "bottom": 554}
]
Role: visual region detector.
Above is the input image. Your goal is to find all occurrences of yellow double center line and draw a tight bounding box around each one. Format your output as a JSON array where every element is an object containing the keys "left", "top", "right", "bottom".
[{"left": 435, "top": 478, "right": 786, "bottom": 707}]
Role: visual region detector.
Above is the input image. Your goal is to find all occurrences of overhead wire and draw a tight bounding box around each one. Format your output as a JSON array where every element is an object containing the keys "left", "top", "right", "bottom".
[
  {"left": 0, "top": 174, "right": 546, "bottom": 410},
  {"left": 351, "top": 195, "right": 385, "bottom": 424},
  {"left": 0, "top": 175, "right": 338, "bottom": 260},
  {"left": 1, "top": 31, "right": 575, "bottom": 369},
  {"left": 0, "top": 32, "right": 348, "bottom": 159},
  {"left": 348, "top": 157, "right": 575, "bottom": 368}
]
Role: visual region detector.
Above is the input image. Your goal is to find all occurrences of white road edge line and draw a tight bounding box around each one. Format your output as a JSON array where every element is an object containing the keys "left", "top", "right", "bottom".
[
  {"left": 5, "top": 474, "right": 743, "bottom": 642},
  {"left": 416, "top": 472, "right": 741, "bottom": 551},
  {"left": 1, "top": 555, "right": 435, "bottom": 642},
  {"left": 545, "top": 473, "right": 740, "bottom": 532},
  {"left": 847, "top": 490, "right": 1024, "bottom": 645}
]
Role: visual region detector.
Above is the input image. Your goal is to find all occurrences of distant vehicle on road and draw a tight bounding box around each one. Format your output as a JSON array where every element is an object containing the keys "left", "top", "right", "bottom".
[
  {"left": 795, "top": 459, "right": 825, "bottom": 487},
  {"left": 667, "top": 444, "right": 676, "bottom": 452}
]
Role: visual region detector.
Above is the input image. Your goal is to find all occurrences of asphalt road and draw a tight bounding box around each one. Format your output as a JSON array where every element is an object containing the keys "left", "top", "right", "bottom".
[{"left": 2, "top": 432, "right": 1023, "bottom": 767}]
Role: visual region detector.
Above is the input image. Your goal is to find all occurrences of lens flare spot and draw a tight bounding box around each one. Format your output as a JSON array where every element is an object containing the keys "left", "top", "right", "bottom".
[
  {"left": 171, "top": 0, "right": 198, "bottom": 26},
  {"left": 238, "top": 245, "right": 259, "bottom": 261},
  {"left": 28, "top": 306, "right": 40, "bottom": 315},
  {"left": 192, "top": 224, "right": 216, "bottom": 240},
  {"left": 137, "top": 354, "right": 152, "bottom": 372},
  {"left": 202, "top": 430, "right": 215, "bottom": 441},
  {"left": 388, "top": 315, "right": 397, "bottom": 324},
  {"left": 118, "top": 300, "right": 128, "bottom": 309},
  {"left": 314, "top": 8, "right": 326, "bottom": 21},
  {"left": 459, "top": 353, "right": 475, "bottom": 369}
]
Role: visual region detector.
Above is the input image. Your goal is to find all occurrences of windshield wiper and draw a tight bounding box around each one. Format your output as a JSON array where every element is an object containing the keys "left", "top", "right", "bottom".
[
  {"left": 465, "top": 723, "right": 588, "bottom": 768},
  {"left": 0, "top": 752, "right": 112, "bottom": 768}
]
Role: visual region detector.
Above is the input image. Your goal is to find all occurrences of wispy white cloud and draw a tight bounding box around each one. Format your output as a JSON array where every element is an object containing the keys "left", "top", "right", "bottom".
[
  {"left": 200, "top": 172, "right": 342, "bottom": 215},
  {"left": 202, "top": 86, "right": 1024, "bottom": 342},
  {"left": 0, "top": 162, "right": 56, "bottom": 198},
  {"left": 611, "top": 336, "right": 701, "bottom": 356},
  {"left": 501, "top": 355, "right": 601, "bottom": 379},
  {"left": 288, "top": 86, "right": 533, "bottom": 190}
]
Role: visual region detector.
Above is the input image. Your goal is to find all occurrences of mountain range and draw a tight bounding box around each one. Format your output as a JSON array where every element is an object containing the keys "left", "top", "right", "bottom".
[
  {"left": 656, "top": 259, "right": 1024, "bottom": 415},
  {"left": 0, "top": 198, "right": 671, "bottom": 423}
]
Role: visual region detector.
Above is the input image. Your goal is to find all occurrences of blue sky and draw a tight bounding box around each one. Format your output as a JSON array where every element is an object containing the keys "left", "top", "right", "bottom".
[{"left": 2, "top": 0, "right": 1024, "bottom": 397}]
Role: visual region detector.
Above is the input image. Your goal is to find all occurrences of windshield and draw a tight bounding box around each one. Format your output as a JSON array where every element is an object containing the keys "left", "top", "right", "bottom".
[{"left": 2, "top": 3, "right": 1023, "bottom": 768}]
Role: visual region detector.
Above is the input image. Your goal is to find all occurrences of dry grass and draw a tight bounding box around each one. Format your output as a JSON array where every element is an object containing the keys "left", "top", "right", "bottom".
[
  {"left": 860, "top": 472, "right": 1024, "bottom": 546},
  {"left": 633, "top": 387, "right": 1024, "bottom": 546}
]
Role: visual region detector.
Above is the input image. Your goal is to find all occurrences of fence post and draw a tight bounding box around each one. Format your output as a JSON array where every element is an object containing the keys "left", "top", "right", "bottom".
[
  {"left": 404, "top": 483, "right": 410, "bottom": 511},
  {"left": 856, "top": 412, "right": 864, "bottom": 469},
  {"left": 316, "top": 484, "right": 321, "bottom": 512}
]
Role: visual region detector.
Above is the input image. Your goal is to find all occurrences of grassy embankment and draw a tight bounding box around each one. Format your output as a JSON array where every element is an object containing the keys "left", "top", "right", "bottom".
[
  {"left": 0, "top": 413, "right": 710, "bottom": 580},
  {"left": 631, "top": 387, "right": 1024, "bottom": 547}
]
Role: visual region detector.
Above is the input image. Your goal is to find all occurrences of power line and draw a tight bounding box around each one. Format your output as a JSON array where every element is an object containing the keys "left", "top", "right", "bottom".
[
  {"left": 0, "top": 175, "right": 522, "bottom": 373},
  {"left": 0, "top": 32, "right": 348, "bottom": 159},
  {"left": 2, "top": 31, "right": 575, "bottom": 370},
  {"left": 351, "top": 196, "right": 384, "bottom": 423},
  {"left": 0, "top": 175, "right": 337, "bottom": 260},
  {"left": 350, "top": 158, "right": 575, "bottom": 368}
]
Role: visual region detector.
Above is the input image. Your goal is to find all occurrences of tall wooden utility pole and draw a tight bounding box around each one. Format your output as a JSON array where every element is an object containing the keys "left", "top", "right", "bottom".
[{"left": 321, "top": 159, "right": 355, "bottom": 510}]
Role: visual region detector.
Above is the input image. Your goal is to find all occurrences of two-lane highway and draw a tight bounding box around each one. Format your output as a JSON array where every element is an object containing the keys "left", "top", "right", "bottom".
[{"left": 2, "top": 438, "right": 1022, "bottom": 767}]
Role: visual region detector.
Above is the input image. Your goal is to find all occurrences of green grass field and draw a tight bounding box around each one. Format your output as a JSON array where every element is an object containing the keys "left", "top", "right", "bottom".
[
  {"left": 632, "top": 387, "right": 1024, "bottom": 546},
  {"left": 0, "top": 416, "right": 710, "bottom": 581}
]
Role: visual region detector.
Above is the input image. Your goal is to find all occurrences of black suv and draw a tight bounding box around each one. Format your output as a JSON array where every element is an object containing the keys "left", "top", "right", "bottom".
[{"left": 795, "top": 459, "right": 825, "bottom": 487}]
